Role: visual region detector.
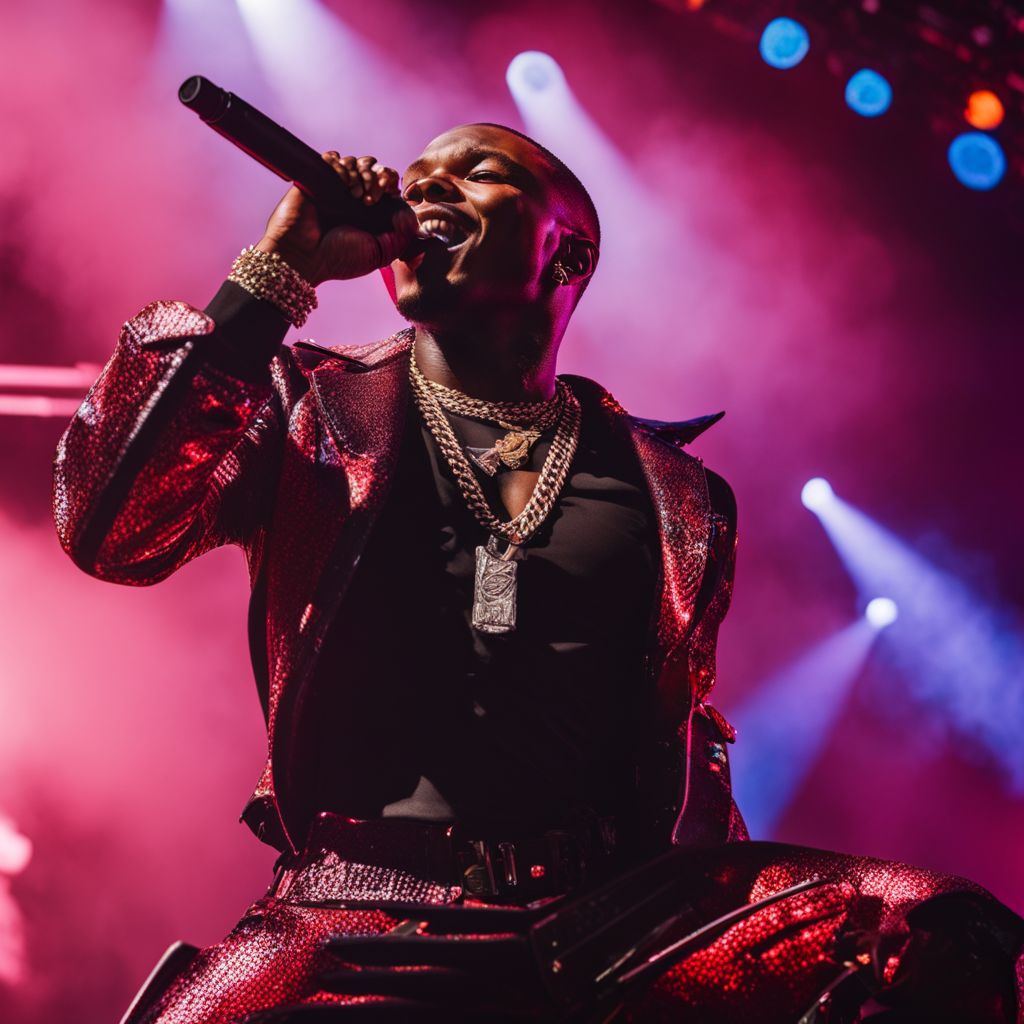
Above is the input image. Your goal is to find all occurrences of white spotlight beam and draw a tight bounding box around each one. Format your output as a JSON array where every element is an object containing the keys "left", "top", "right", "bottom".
[
  {"left": 504, "top": 51, "right": 699, "bottom": 373},
  {"left": 506, "top": 52, "right": 635, "bottom": 181},
  {"left": 506, "top": 51, "right": 657, "bottom": 274},
  {"left": 235, "top": 0, "right": 417, "bottom": 149},
  {"left": 801, "top": 477, "right": 834, "bottom": 511},
  {"left": 729, "top": 620, "right": 878, "bottom": 837},
  {"left": 807, "top": 488, "right": 1024, "bottom": 789},
  {"left": 155, "top": 0, "right": 255, "bottom": 90},
  {"left": 865, "top": 596, "right": 898, "bottom": 629}
]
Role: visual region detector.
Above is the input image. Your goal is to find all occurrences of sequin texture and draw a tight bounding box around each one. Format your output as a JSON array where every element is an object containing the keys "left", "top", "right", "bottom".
[
  {"left": 622, "top": 843, "right": 1015, "bottom": 1022},
  {"left": 278, "top": 852, "right": 460, "bottom": 905},
  {"left": 137, "top": 843, "right": 1021, "bottom": 1023},
  {"left": 139, "top": 897, "right": 402, "bottom": 1023}
]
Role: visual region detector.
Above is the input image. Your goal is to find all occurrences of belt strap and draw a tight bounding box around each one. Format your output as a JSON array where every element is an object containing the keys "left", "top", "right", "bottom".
[{"left": 273, "top": 812, "right": 620, "bottom": 905}]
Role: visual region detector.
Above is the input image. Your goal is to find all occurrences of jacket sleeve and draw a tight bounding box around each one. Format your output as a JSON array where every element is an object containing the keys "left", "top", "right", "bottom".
[
  {"left": 686, "top": 467, "right": 738, "bottom": 705},
  {"left": 53, "top": 282, "right": 294, "bottom": 585},
  {"left": 665, "top": 465, "right": 746, "bottom": 847},
  {"left": 693, "top": 468, "right": 748, "bottom": 841}
]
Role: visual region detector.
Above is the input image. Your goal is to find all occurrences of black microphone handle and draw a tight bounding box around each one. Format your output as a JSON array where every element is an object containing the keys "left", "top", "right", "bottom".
[{"left": 178, "top": 75, "right": 411, "bottom": 236}]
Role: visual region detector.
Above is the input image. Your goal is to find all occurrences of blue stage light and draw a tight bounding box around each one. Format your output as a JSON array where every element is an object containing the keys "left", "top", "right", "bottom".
[
  {"left": 506, "top": 52, "right": 565, "bottom": 96},
  {"left": 730, "top": 620, "right": 878, "bottom": 837},
  {"left": 807, "top": 486, "right": 1024, "bottom": 789},
  {"left": 801, "top": 477, "right": 834, "bottom": 511},
  {"left": 948, "top": 132, "right": 1007, "bottom": 191},
  {"left": 865, "top": 597, "right": 898, "bottom": 629},
  {"left": 845, "top": 69, "right": 892, "bottom": 117},
  {"left": 759, "top": 17, "right": 810, "bottom": 70}
]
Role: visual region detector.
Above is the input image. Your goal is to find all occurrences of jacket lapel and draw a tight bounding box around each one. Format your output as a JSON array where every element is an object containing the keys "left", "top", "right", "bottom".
[
  {"left": 262, "top": 332, "right": 414, "bottom": 851},
  {"left": 564, "top": 375, "right": 714, "bottom": 712}
]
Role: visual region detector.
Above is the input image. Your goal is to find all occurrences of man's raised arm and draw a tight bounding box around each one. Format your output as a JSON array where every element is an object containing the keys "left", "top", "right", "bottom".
[
  {"left": 52, "top": 285, "right": 291, "bottom": 585},
  {"left": 52, "top": 153, "right": 417, "bottom": 585}
]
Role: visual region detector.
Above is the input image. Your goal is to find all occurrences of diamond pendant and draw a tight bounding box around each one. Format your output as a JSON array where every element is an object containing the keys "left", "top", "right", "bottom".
[
  {"left": 472, "top": 536, "right": 518, "bottom": 633},
  {"left": 465, "top": 428, "right": 541, "bottom": 476},
  {"left": 466, "top": 446, "right": 504, "bottom": 476}
]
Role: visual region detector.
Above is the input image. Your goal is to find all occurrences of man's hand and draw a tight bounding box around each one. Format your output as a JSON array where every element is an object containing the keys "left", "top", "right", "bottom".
[{"left": 255, "top": 153, "right": 419, "bottom": 286}]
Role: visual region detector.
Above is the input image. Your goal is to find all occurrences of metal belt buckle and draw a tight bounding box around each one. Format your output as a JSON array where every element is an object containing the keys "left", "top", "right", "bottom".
[
  {"left": 497, "top": 840, "right": 519, "bottom": 889},
  {"left": 459, "top": 837, "right": 497, "bottom": 898},
  {"left": 456, "top": 823, "right": 608, "bottom": 901},
  {"left": 458, "top": 836, "right": 523, "bottom": 900}
]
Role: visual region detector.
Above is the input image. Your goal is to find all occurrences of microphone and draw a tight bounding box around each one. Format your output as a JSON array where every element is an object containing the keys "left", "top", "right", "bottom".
[{"left": 178, "top": 75, "right": 416, "bottom": 239}]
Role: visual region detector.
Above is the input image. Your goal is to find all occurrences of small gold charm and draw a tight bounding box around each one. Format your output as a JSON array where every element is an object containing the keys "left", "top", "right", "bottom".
[{"left": 495, "top": 429, "right": 540, "bottom": 469}]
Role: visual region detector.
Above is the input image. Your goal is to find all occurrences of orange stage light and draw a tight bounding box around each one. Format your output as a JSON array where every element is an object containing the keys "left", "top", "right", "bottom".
[{"left": 965, "top": 89, "right": 1004, "bottom": 130}]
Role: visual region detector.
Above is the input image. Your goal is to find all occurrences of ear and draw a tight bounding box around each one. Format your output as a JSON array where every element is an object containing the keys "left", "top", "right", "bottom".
[{"left": 556, "top": 233, "right": 598, "bottom": 287}]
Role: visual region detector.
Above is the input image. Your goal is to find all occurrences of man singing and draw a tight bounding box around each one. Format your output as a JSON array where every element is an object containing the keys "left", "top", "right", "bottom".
[{"left": 54, "top": 124, "right": 1022, "bottom": 1022}]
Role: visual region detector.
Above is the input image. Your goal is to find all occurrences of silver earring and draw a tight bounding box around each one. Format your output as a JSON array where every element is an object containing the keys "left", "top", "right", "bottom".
[{"left": 552, "top": 261, "right": 570, "bottom": 285}]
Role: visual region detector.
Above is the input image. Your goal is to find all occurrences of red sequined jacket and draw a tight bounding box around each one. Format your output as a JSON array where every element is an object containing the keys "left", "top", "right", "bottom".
[{"left": 53, "top": 299, "right": 746, "bottom": 855}]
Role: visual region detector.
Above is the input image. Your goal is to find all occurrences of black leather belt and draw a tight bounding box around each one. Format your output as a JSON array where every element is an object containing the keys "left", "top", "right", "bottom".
[{"left": 272, "top": 811, "right": 621, "bottom": 905}]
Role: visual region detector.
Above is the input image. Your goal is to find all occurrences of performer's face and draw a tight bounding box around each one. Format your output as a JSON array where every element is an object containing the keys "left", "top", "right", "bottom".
[{"left": 393, "top": 124, "right": 568, "bottom": 324}]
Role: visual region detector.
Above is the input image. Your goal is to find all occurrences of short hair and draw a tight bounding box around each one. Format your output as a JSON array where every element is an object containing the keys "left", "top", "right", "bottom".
[{"left": 470, "top": 123, "right": 601, "bottom": 250}]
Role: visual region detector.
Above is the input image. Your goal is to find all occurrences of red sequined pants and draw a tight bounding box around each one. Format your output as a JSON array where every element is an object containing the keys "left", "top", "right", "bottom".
[{"left": 141, "top": 844, "right": 1022, "bottom": 1023}]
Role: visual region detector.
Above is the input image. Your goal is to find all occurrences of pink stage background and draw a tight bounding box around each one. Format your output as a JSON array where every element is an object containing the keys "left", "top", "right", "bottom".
[{"left": 1, "top": 1, "right": 1021, "bottom": 1020}]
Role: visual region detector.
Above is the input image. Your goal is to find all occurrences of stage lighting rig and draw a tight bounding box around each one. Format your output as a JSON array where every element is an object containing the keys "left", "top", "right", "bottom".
[{"left": 651, "top": 0, "right": 1023, "bottom": 203}]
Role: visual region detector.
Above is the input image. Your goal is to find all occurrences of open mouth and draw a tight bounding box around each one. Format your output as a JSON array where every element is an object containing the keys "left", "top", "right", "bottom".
[{"left": 418, "top": 217, "right": 471, "bottom": 250}]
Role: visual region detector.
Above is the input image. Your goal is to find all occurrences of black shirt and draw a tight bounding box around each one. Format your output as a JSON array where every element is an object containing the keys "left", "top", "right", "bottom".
[
  {"left": 309, "top": 387, "right": 659, "bottom": 831},
  {"left": 200, "top": 285, "right": 661, "bottom": 832}
]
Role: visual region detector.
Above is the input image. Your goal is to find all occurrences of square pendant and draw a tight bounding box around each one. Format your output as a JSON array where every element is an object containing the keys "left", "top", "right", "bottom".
[{"left": 472, "top": 543, "right": 517, "bottom": 634}]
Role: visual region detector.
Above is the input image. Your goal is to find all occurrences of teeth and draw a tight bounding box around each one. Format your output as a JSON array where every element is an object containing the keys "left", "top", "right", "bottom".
[{"left": 419, "top": 218, "right": 465, "bottom": 246}]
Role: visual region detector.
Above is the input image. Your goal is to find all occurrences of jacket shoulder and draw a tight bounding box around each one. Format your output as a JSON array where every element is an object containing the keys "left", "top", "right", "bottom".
[
  {"left": 561, "top": 372, "right": 725, "bottom": 449},
  {"left": 563, "top": 371, "right": 735, "bottom": 524},
  {"left": 291, "top": 328, "right": 414, "bottom": 373},
  {"left": 631, "top": 411, "right": 725, "bottom": 448}
]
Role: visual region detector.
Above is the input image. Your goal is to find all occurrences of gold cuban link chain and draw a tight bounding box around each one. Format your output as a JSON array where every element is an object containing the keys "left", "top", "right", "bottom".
[
  {"left": 416, "top": 372, "right": 563, "bottom": 427},
  {"left": 409, "top": 356, "right": 581, "bottom": 546},
  {"left": 417, "top": 369, "right": 563, "bottom": 473}
]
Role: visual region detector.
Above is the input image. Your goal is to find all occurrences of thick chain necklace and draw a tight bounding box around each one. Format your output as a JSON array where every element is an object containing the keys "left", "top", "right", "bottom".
[
  {"left": 415, "top": 371, "right": 562, "bottom": 424},
  {"left": 409, "top": 354, "right": 582, "bottom": 634},
  {"left": 414, "top": 369, "right": 562, "bottom": 475}
]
